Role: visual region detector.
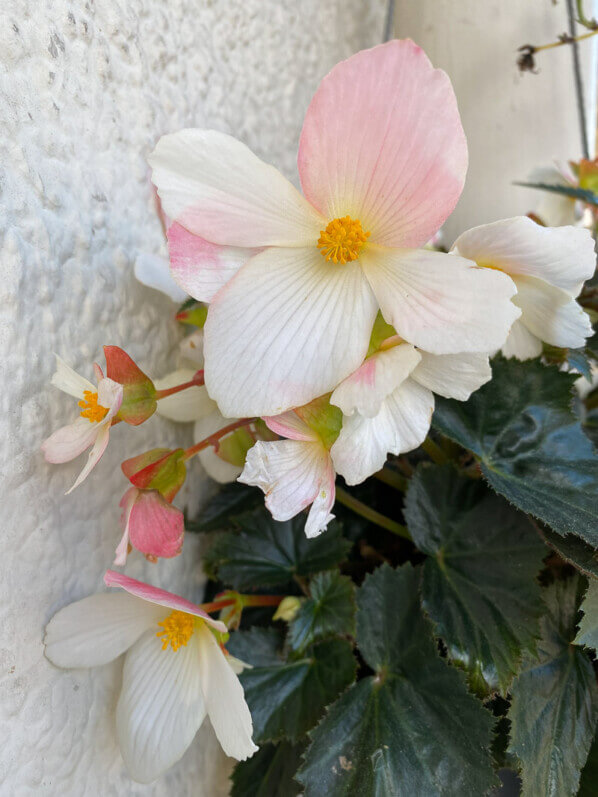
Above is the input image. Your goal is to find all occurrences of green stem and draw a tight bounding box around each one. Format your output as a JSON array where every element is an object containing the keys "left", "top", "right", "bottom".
[
  {"left": 374, "top": 467, "right": 408, "bottom": 492},
  {"left": 421, "top": 437, "right": 450, "bottom": 465},
  {"left": 576, "top": 0, "right": 598, "bottom": 29},
  {"left": 335, "top": 486, "right": 411, "bottom": 540}
]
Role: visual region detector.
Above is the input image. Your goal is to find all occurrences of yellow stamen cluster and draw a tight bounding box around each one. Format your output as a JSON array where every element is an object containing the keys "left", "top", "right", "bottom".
[
  {"left": 78, "top": 390, "right": 109, "bottom": 423},
  {"left": 317, "top": 216, "right": 370, "bottom": 264},
  {"left": 156, "top": 610, "right": 195, "bottom": 652}
]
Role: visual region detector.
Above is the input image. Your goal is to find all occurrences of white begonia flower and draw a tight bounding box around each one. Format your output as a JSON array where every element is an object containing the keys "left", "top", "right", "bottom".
[
  {"left": 239, "top": 411, "right": 336, "bottom": 539},
  {"left": 150, "top": 40, "right": 519, "bottom": 419},
  {"left": 41, "top": 356, "right": 123, "bottom": 493},
  {"left": 330, "top": 342, "right": 491, "bottom": 485},
  {"left": 44, "top": 571, "right": 257, "bottom": 783},
  {"left": 452, "top": 217, "right": 595, "bottom": 360}
]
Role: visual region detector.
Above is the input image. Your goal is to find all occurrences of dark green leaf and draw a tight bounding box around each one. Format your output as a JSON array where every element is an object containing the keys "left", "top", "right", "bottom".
[
  {"left": 204, "top": 506, "right": 351, "bottom": 590},
  {"left": 515, "top": 180, "right": 598, "bottom": 207},
  {"left": 231, "top": 740, "right": 305, "bottom": 797},
  {"left": 542, "top": 528, "right": 598, "bottom": 579},
  {"left": 434, "top": 357, "right": 598, "bottom": 545},
  {"left": 297, "top": 565, "right": 497, "bottom": 796},
  {"left": 578, "top": 734, "right": 598, "bottom": 797},
  {"left": 188, "top": 482, "right": 261, "bottom": 532},
  {"left": 288, "top": 570, "right": 355, "bottom": 652},
  {"left": 228, "top": 630, "right": 356, "bottom": 743},
  {"left": 575, "top": 579, "right": 598, "bottom": 652},
  {"left": 404, "top": 464, "right": 546, "bottom": 693},
  {"left": 508, "top": 577, "right": 598, "bottom": 796},
  {"left": 227, "top": 627, "right": 284, "bottom": 667}
]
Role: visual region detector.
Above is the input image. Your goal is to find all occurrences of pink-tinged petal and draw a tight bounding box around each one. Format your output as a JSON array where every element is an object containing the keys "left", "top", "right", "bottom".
[
  {"left": 51, "top": 355, "right": 95, "bottom": 399},
  {"left": 116, "top": 630, "right": 206, "bottom": 783},
  {"left": 196, "top": 623, "right": 257, "bottom": 761},
  {"left": 264, "top": 411, "right": 319, "bottom": 442},
  {"left": 331, "top": 343, "right": 421, "bottom": 418},
  {"left": 167, "top": 222, "right": 256, "bottom": 302},
  {"left": 331, "top": 379, "right": 434, "bottom": 485},
  {"left": 360, "top": 246, "right": 520, "bottom": 354},
  {"left": 452, "top": 217, "right": 596, "bottom": 296},
  {"left": 104, "top": 570, "right": 226, "bottom": 633},
  {"left": 128, "top": 490, "right": 185, "bottom": 561},
  {"left": 149, "top": 129, "right": 324, "bottom": 247},
  {"left": 134, "top": 252, "right": 188, "bottom": 302},
  {"left": 298, "top": 39, "right": 467, "bottom": 248},
  {"left": 239, "top": 439, "right": 330, "bottom": 522},
  {"left": 65, "top": 422, "right": 111, "bottom": 494},
  {"left": 501, "top": 318, "right": 543, "bottom": 361},
  {"left": 304, "top": 462, "right": 336, "bottom": 538},
  {"left": 204, "top": 246, "right": 378, "bottom": 417},
  {"left": 114, "top": 487, "right": 138, "bottom": 566},
  {"left": 42, "top": 417, "right": 99, "bottom": 464},
  {"left": 97, "top": 377, "right": 124, "bottom": 417},
  {"left": 411, "top": 351, "right": 491, "bottom": 401},
  {"left": 44, "top": 592, "right": 161, "bottom": 669},
  {"left": 513, "top": 275, "right": 593, "bottom": 350},
  {"left": 93, "top": 363, "right": 104, "bottom": 382}
]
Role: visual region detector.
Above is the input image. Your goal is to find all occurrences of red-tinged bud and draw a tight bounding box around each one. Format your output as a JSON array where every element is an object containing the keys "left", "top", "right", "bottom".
[
  {"left": 115, "top": 486, "right": 184, "bottom": 565},
  {"left": 104, "top": 345, "right": 157, "bottom": 426},
  {"left": 121, "top": 447, "right": 186, "bottom": 502},
  {"left": 176, "top": 301, "right": 208, "bottom": 328}
]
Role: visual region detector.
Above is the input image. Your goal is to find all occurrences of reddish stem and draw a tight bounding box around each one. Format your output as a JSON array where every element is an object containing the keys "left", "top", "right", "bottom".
[
  {"left": 155, "top": 370, "right": 205, "bottom": 400},
  {"left": 182, "top": 417, "right": 256, "bottom": 461},
  {"left": 201, "top": 594, "right": 284, "bottom": 614}
]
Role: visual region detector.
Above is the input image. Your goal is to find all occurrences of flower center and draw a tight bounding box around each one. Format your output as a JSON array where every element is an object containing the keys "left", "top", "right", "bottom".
[
  {"left": 317, "top": 216, "right": 370, "bottom": 264},
  {"left": 78, "top": 390, "right": 109, "bottom": 423},
  {"left": 156, "top": 610, "right": 195, "bottom": 652}
]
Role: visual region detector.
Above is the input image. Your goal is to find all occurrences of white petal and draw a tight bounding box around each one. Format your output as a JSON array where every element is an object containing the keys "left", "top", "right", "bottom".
[
  {"left": 116, "top": 629, "right": 206, "bottom": 783},
  {"left": 195, "top": 410, "right": 244, "bottom": 483},
  {"left": 134, "top": 252, "right": 188, "bottom": 302},
  {"left": 44, "top": 592, "right": 160, "bottom": 668},
  {"left": 42, "top": 417, "right": 99, "bottom": 464},
  {"left": 360, "top": 247, "right": 520, "bottom": 355},
  {"left": 239, "top": 439, "right": 329, "bottom": 521},
  {"left": 331, "top": 344, "right": 421, "bottom": 418},
  {"left": 204, "top": 247, "right": 378, "bottom": 417},
  {"left": 452, "top": 217, "right": 595, "bottom": 296},
  {"left": 97, "top": 377, "right": 124, "bottom": 415},
  {"left": 304, "top": 465, "right": 336, "bottom": 538},
  {"left": 331, "top": 380, "right": 434, "bottom": 485},
  {"left": 149, "top": 129, "right": 324, "bottom": 247},
  {"left": 179, "top": 329, "right": 205, "bottom": 369},
  {"left": 514, "top": 275, "right": 593, "bottom": 349},
  {"left": 501, "top": 318, "right": 543, "bottom": 360},
  {"left": 155, "top": 370, "right": 215, "bottom": 422},
  {"left": 411, "top": 351, "right": 491, "bottom": 401},
  {"left": 196, "top": 623, "right": 257, "bottom": 761},
  {"left": 66, "top": 422, "right": 111, "bottom": 494},
  {"left": 51, "top": 355, "right": 95, "bottom": 399},
  {"left": 264, "top": 411, "right": 319, "bottom": 442}
]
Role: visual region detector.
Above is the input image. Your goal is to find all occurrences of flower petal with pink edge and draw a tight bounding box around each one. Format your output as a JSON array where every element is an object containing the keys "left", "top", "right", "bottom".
[
  {"left": 513, "top": 275, "right": 593, "bottom": 350},
  {"left": 452, "top": 217, "right": 595, "bottom": 296},
  {"left": 298, "top": 39, "right": 467, "bottom": 248},
  {"left": 51, "top": 355, "right": 95, "bottom": 399},
  {"left": 264, "top": 411, "right": 319, "bottom": 442},
  {"left": 331, "top": 380, "right": 434, "bottom": 485},
  {"left": 44, "top": 592, "right": 161, "bottom": 668},
  {"left": 65, "top": 422, "right": 111, "bottom": 494},
  {"left": 42, "top": 417, "right": 100, "bottom": 464},
  {"left": 196, "top": 622, "right": 257, "bottom": 761},
  {"left": 501, "top": 318, "right": 543, "bottom": 361},
  {"left": 411, "top": 351, "right": 491, "bottom": 401},
  {"left": 150, "top": 129, "right": 324, "bottom": 247},
  {"left": 104, "top": 570, "right": 226, "bottom": 633},
  {"left": 114, "top": 487, "right": 137, "bottom": 566},
  {"left": 360, "top": 246, "right": 520, "bottom": 355},
  {"left": 331, "top": 344, "right": 421, "bottom": 418},
  {"left": 128, "top": 490, "right": 184, "bottom": 561},
  {"left": 134, "top": 252, "right": 188, "bottom": 302},
  {"left": 304, "top": 461, "right": 336, "bottom": 538},
  {"left": 167, "top": 222, "right": 257, "bottom": 302},
  {"left": 239, "top": 439, "right": 332, "bottom": 528},
  {"left": 204, "top": 246, "right": 378, "bottom": 417},
  {"left": 116, "top": 629, "right": 206, "bottom": 783}
]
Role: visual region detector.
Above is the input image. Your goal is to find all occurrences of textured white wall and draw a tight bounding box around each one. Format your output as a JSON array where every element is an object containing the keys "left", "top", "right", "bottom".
[
  {"left": 395, "top": 0, "right": 598, "bottom": 244},
  {"left": 0, "top": 1, "right": 385, "bottom": 794}
]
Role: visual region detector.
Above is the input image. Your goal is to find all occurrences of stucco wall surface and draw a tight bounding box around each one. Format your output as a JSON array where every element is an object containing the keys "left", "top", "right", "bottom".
[{"left": 0, "top": 1, "right": 385, "bottom": 794}]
